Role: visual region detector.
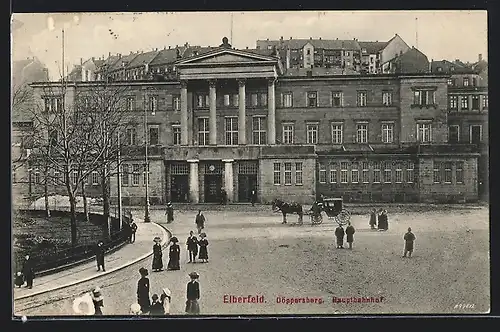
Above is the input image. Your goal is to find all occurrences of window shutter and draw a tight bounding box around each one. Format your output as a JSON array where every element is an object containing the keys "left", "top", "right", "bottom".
[
  {"left": 280, "top": 93, "right": 284, "bottom": 107},
  {"left": 166, "top": 94, "right": 173, "bottom": 109}
]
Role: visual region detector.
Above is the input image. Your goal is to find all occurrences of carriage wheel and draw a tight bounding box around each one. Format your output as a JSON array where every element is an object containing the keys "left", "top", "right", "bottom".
[
  {"left": 316, "top": 214, "right": 323, "bottom": 225},
  {"left": 335, "top": 209, "right": 350, "bottom": 226}
]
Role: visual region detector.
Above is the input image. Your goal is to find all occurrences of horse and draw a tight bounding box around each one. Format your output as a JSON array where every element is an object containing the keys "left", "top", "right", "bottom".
[{"left": 271, "top": 199, "right": 304, "bottom": 225}]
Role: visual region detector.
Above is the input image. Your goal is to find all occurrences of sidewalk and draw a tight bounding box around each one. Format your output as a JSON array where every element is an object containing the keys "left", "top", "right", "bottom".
[{"left": 13, "top": 220, "right": 170, "bottom": 301}]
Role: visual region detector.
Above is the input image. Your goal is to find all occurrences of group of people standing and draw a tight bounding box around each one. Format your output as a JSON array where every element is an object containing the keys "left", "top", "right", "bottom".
[
  {"left": 14, "top": 254, "right": 35, "bottom": 289},
  {"left": 334, "top": 223, "right": 356, "bottom": 249},
  {"left": 369, "top": 208, "right": 389, "bottom": 231}
]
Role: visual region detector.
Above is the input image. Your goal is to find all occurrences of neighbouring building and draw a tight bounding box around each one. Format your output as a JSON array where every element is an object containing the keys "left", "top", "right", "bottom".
[
  {"left": 25, "top": 37, "right": 480, "bottom": 205},
  {"left": 382, "top": 47, "right": 429, "bottom": 74},
  {"left": 359, "top": 34, "right": 411, "bottom": 74},
  {"left": 431, "top": 54, "right": 488, "bottom": 200}
]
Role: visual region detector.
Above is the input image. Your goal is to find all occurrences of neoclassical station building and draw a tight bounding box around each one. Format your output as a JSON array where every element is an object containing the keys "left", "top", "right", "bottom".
[{"left": 27, "top": 39, "right": 480, "bottom": 205}]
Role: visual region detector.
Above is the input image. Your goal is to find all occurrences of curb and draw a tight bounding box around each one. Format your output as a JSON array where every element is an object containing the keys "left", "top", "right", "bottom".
[{"left": 14, "top": 222, "right": 171, "bottom": 301}]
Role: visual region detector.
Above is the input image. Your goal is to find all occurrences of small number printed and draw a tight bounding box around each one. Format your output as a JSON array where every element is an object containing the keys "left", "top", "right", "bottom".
[{"left": 454, "top": 303, "right": 475, "bottom": 309}]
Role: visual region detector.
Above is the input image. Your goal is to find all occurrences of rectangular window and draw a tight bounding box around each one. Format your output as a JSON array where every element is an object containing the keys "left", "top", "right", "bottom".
[
  {"left": 34, "top": 168, "right": 40, "bottom": 184},
  {"left": 482, "top": 95, "right": 488, "bottom": 109},
  {"left": 332, "top": 92, "right": 343, "bottom": 107},
  {"left": 307, "top": 92, "right": 318, "bottom": 107},
  {"left": 362, "top": 162, "right": 369, "bottom": 183},
  {"left": 447, "top": 79, "right": 454, "bottom": 86},
  {"left": 319, "top": 164, "right": 327, "bottom": 184},
  {"left": 149, "top": 126, "right": 159, "bottom": 145},
  {"left": 91, "top": 171, "right": 99, "bottom": 185},
  {"left": 72, "top": 170, "right": 78, "bottom": 186},
  {"left": 252, "top": 117, "right": 267, "bottom": 145},
  {"left": 53, "top": 171, "right": 61, "bottom": 185},
  {"left": 251, "top": 94, "right": 259, "bottom": 107},
  {"left": 444, "top": 162, "right": 452, "bottom": 183},
  {"left": 417, "top": 123, "right": 432, "bottom": 143},
  {"left": 198, "top": 118, "right": 209, "bottom": 145},
  {"left": 295, "top": 163, "right": 303, "bottom": 185},
  {"left": 471, "top": 96, "right": 480, "bottom": 110},
  {"left": 282, "top": 93, "right": 293, "bottom": 108},
  {"left": 273, "top": 163, "right": 281, "bottom": 185},
  {"left": 260, "top": 93, "right": 268, "bottom": 107},
  {"left": 463, "top": 77, "right": 469, "bottom": 87},
  {"left": 357, "top": 91, "right": 367, "bottom": 106},
  {"left": 351, "top": 163, "right": 359, "bottom": 184},
  {"left": 173, "top": 95, "right": 180, "bottom": 111},
  {"left": 460, "top": 95, "right": 469, "bottom": 109},
  {"left": 448, "top": 125, "right": 460, "bottom": 143},
  {"left": 127, "top": 97, "right": 135, "bottom": 111},
  {"left": 456, "top": 162, "right": 464, "bottom": 183},
  {"left": 132, "top": 164, "right": 140, "bottom": 186},
  {"left": 406, "top": 161, "right": 414, "bottom": 183},
  {"left": 197, "top": 94, "right": 209, "bottom": 108},
  {"left": 382, "top": 123, "right": 394, "bottom": 143},
  {"left": 126, "top": 128, "right": 137, "bottom": 145},
  {"left": 373, "top": 162, "right": 381, "bottom": 183},
  {"left": 233, "top": 94, "right": 239, "bottom": 107},
  {"left": 172, "top": 125, "right": 181, "bottom": 145},
  {"left": 224, "top": 94, "right": 231, "bottom": 107},
  {"left": 413, "top": 90, "right": 435, "bottom": 106},
  {"left": 225, "top": 117, "right": 238, "bottom": 145},
  {"left": 395, "top": 163, "right": 403, "bottom": 183},
  {"left": 306, "top": 123, "right": 318, "bottom": 144},
  {"left": 470, "top": 125, "right": 482, "bottom": 144},
  {"left": 330, "top": 168, "right": 337, "bottom": 184},
  {"left": 122, "top": 164, "right": 129, "bottom": 186},
  {"left": 449, "top": 95, "right": 458, "bottom": 110},
  {"left": 282, "top": 123, "right": 294, "bottom": 144},
  {"left": 340, "top": 162, "right": 348, "bottom": 184},
  {"left": 331, "top": 123, "right": 343, "bottom": 144},
  {"left": 356, "top": 123, "right": 368, "bottom": 143},
  {"left": 384, "top": 162, "right": 392, "bottom": 183},
  {"left": 149, "top": 96, "right": 158, "bottom": 113},
  {"left": 433, "top": 161, "right": 442, "bottom": 183},
  {"left": 284, "top": 162, "right": 292, "bottom": 185},
  {"left": 382, "top": 91, "right": 392, "bottom": 106}
]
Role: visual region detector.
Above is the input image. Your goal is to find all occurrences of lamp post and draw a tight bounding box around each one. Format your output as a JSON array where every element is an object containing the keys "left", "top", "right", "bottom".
[
  {"left": 143, "top": 94, "right": 151, "bottom": 223},
  {"left": 117, "top": 131, "right": 123, "bottom": 229}
]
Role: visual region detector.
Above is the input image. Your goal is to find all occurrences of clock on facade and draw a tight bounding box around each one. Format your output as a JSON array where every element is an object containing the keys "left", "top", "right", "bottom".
[{"left": 209, "top": 165, "right": 215, "bottom": 172}]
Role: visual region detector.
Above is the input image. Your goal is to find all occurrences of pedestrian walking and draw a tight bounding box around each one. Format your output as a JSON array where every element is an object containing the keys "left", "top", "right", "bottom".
[
  {"left": 137, "top": 267, "right": 151, "bottom": 313},
  {"left": 91, "top": 287, "right": 104, "bottom": 315},
  {"left": 14, "top": 271, "right": 24, "bottom": 288},
  {"left": 150, "top": 294, "right": 163, "bottom": 315},
  {"left": 383, "top": 210, "right": 389, "bottom": 230},
  {"left": 251, "top": 189, "right": 257, "bottom": 206},
  {"left": 198, "top": 233, "right": 209, "bottom": 263},
  {"left": 220, "top": 188, "right": 227, "bottom": 205},
  {"left": 369, "top": 208, "right": 377, "bottom": 229},
  {"left": 167, "top": 237, "right": 181, "bottom": 270},
  {"left": 22, "top": 255, "right": 34, "bottom": 288},
  {"left": 130, "top": 220, "right": 138, "bottom": 243},
  {"left": 152, "top": 237, "right": 163, "bottom": 272},
  {"left": 185, "top": 272, "right": 200, "bottom": 315},
  {"left": 195, "top": 210, "right": 206, "bottom": 235},
  {"left": 160, "top": 288, "right": 171, "bottom": 315},
  {"left": 345, "top": 222, "right": 356, "bottom": 249},
  {"left": 165, "top": 202, "right": 174, "bottom": 224},
  {"left": 95, "top": 241, "right": 105, "bottom": 272},
  {"left": 377, "top": 209, "right": 384, "bottom": 230},
  {"left": 186, "top": 231, "right": 199, "bottom": 263},
  {"left": 403, "top": 227, "right": 416, "bottom": 258},
  {"left": 335, "top": 225, "right": 345, "bottom": 249}
]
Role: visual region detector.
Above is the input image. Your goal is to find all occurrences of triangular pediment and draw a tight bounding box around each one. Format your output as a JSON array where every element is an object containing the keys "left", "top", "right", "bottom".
[{"left": 176, "top": 49, "right": 277, "bottom": 66}]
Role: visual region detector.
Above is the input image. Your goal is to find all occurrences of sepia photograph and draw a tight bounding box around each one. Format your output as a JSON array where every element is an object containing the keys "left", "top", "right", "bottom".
[{"left": 11, "top": 10, "right": 489, "bottom": 317}]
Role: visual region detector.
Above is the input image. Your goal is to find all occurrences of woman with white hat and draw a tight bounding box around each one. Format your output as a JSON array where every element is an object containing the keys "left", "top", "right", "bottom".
[
  {"left": 90, "top": 286, "right": 104, "bottom": 315},
  {"left": 160, "top": 287, "right": 171, "bottom": 314},
  {"left": 72, "top": 292, "right": 96, "bottom": 315},
  {"left": 130, "top": 303, "right": 142, "bottom": 315}
]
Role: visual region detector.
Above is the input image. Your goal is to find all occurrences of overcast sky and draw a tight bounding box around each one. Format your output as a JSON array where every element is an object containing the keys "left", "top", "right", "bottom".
[{"left": 11, "top": 11, "right": 488, "bottom": 80}]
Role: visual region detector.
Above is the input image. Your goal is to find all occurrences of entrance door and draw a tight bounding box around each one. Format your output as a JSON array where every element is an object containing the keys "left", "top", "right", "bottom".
[
  {"left": 204, "top": 174, "right": 222, "bottom": 203},
  {"left": 238, "top": 174, "right": 257, "bottom": 202},
  {"left": 470, "top": 125, "right": 482, "bottom": 144},
  {"left": 171, "top": 175, "right": 189, "bottom": 202}
]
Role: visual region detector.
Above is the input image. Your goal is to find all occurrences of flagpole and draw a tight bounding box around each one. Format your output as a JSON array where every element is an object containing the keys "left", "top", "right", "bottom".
[{"left": 230, "top": 13, "right": 234, "bottom": 45}]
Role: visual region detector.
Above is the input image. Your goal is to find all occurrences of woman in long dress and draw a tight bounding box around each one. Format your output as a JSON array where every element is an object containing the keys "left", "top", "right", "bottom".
[
  {"left": 167, "top": 237, "right": 181, "bottom": 270},
  {"left": 160, "top": 287, "right": 171, "bottom": 315},
  {"left": 137, "top": 267, "right": 151, "bottom": 313},
  {"left": 198, "top": 233, "right": 209, "bottom": 263},
  {"left": 152, "top": 237, "right": 163, "bottom": 272}
]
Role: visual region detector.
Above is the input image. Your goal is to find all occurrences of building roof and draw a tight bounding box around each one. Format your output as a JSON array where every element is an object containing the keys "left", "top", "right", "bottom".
[
  {"left": 358, "top": 41, "right": 388, "bottom": 54},
  {"left": 127, "top": 50, "right": 159, "bottom": 68},
  {"left": 430, "top": 59, "right": 475, "bottom": 74},
  {"left": 283, "top": 67, "right": 360, "bottom": 77},
  {"left": 110, "top": 53, "right": 140, "bottom": 71},
  {"left": 256, "top": 38, "right": 361, "bottom": 50}
]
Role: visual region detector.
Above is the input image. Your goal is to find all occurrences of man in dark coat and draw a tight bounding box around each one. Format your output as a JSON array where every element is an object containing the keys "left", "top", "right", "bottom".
[
  {"left": 220, "top": 188, "right": 227, "bottom": 205},
  {"left": 185, "top": 272, "right": 200, "bottom": 314},
  {"left": 137, "top": 267, "right": 150, "bottom": 313},
  {"left": 369, "top": 208, "right": 377, "bottom": 229},
  {"left": 95, "top": 241, "right": 105, "bottom": 272},
  {"left": 195, "top": 210, "right": 206, "bottom": 235},
  {"left": 165, "top": 202, "right": 174, "bottom": 224},
  {"left": 22, "top": 255, "right": 34, "bottom": 289},
  {"left": 335, "top": 225, "right": 345, "bottom": 249},
  {"left": 345, "top": 222, "right": 356, "bottom": 249},
  {"left": 251, "top": 189, "right": 257, "bottom": 207},
  {"left": 130, "top": 221, "right": 138, "bottom": 243},
  {"left": 403, "top": 227, "right": 416, "bottom": 258},
  {"left": 186, "top": 231, "right": 199, "bottom": 263}
]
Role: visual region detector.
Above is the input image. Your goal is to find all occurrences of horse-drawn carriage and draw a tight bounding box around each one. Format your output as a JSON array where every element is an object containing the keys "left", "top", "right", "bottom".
[{"left": 307, "top": 197, "right": 351, "bottom": 226}]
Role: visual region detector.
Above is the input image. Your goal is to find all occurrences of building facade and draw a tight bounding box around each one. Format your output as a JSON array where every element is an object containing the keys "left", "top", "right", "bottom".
[{"left": 26, "top": 39, "right": 480, "bottom": 205}]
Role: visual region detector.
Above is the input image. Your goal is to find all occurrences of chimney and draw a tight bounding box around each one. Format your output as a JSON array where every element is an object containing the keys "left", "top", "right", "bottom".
[
  {"left": 319, "top": 37, "right": 322, "bottom": 40},
  {"left": 169, "top": 46, "right": 171, "bottom": 49},
  {"left": 185, "top": 42, "right": 189, "bottom": 47},
  {"left": 479, "top": 54, "right": 483, "bottom": 61},
  {"left": 310, "top": 37, "right": 312, "bottom": 40},
  {"left": 109, "top": 52, "right": 111, "bottom": 57},
  {"left": 280, "top": 36, "right": 283, "bottom": 41},
  {"left": 80, "top": 58, "right": 83, "bottom": 65},
  {"left": 289, "top": 37, "right": 292, "bottom": 40},
  {"left": 246, "top": 46, "right": 249, "bottom": 49},
  {"left": 266, "top": 38, "right": 269, "bottom": 41}
]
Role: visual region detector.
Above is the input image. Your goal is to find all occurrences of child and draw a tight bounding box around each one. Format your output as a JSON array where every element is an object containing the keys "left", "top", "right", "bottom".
[
  {"left": 15, "top": 271, "right": 24, "bottom": 288},
  {"left": 161, "top": 288, "right": 171, "bottom": 314},
  {"left": 130, "top": 303, "right": 142, "bottom": 315},
  {"left": 150, "top": 294, "right": 164, "bottom": 315}
]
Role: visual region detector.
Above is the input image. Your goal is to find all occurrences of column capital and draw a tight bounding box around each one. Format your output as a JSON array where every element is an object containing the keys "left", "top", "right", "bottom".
[
  {"left": 208, "top": 79, "right": 217, "bottom": 88},
  {"left": 267, "top": 77, "right": 277, "bottom": 86},
  {"left": 180, "top": 80, "right": 188, "bottom": 88},
  {"left": 222, "top": 159, "right": 234, "bottom": 163},
  {"left": 187, "top": 159, "right": 199, "bottom": 163},
  {"left": 237, "top": 79, "right": 246, "bottom": 87}
]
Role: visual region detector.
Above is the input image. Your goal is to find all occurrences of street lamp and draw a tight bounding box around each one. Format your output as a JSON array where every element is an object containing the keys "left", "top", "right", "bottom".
[{"left": 143, "top": 93, "right": 151, "bottom": 223}]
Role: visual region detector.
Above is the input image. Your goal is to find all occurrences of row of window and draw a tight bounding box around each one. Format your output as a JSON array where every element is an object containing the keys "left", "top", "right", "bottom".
[
  {"left": 121, "top": 164, "right": 150, "bottom": 186},
  {"left": 317, "top": 161, "right": 416, "bottom": 184},
  {"left": 281, "top": 91, "right": 393, "bottom": 108},
  {"left": 448, "top": 124, "right": 483, "bottom": 144},
  {"left": 433, "top": 161, "right": 465, "bottom": 184},
  {"left": 448, "top": 95, "right": 488, "bottom": 110},
  {"left": 32, "top": 169, "right": 101, "bottom": 186},
  {"left": 273, "top": 162, "right": 303, "bottom": 186},
  {"left": 125, "top": 119, "right": 433, "bottom": 146},
  {"left": 447, "top": 77, "right": 479, "bottom": 87}
]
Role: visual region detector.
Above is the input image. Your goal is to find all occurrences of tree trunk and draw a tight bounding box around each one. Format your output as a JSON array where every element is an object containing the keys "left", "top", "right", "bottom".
[
  {"left": 68, "top": 193, "right": 78, "bottom": 247},
  {"left": 102, "top": 169, "right": 111, "bottom": 240},
  {"left": 43, "top": 169, "right": 50, "bottom": 218},
  {"left": 82, "top": 181, "right": 89, "bottom": 222}
]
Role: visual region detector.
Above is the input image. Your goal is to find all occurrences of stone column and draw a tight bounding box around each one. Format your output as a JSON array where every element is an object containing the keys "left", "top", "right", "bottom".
[
  {"left": 238, "top": 79, "right": 246, "bottom": 145},
  {"left": 180, "top": 80, "right": 189, "bottom": 145},
  {"left": 479, "top": 95, "right": 484, "bottom": 112},
  {"left": 209, "top": 79, "right": 217, "bottom": 145},
  {"left": 188, "top": 160, "right": 199, "bottom": 203},
  {"left": 223, "top": 159, "right": 234, "bottom": 203},
  {"left": 267, "top": 78, "right": 276, "bottom": 144},
  {"left": 457, "top": 95, "right": 462, "bottom": 112}
]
